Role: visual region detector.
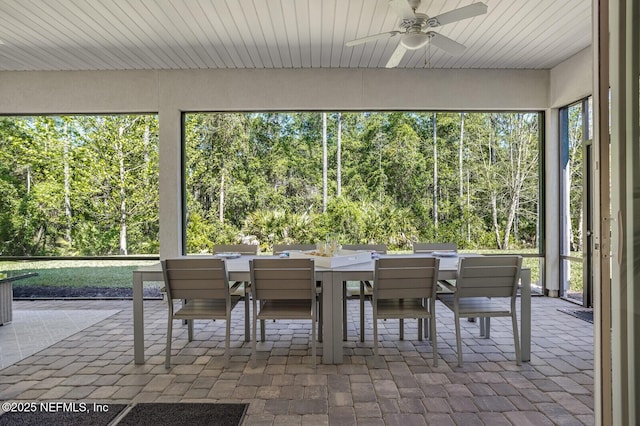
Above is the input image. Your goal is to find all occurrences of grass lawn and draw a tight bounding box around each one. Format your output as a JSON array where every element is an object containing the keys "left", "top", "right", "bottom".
[{"left": 0, "top": 260, "right": 160, "bottom": 289}]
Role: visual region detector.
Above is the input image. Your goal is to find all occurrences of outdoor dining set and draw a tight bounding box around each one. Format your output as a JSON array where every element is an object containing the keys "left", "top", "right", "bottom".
[{"left": 132, "top": 243, "right": 531, "bottom": 370}]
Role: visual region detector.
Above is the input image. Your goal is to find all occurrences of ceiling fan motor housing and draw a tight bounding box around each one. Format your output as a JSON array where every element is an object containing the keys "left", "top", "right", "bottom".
[{"left": 400, "top": 13, "right": 428, "bottom": 31}]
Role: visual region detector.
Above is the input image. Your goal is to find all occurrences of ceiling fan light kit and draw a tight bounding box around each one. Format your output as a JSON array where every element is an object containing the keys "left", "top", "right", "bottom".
[
  {"left": 345, "top": 0, "right": 488, "bottom": 68},
  {"left": 400, "top": 32, "right": 431, "bottom": 50}
]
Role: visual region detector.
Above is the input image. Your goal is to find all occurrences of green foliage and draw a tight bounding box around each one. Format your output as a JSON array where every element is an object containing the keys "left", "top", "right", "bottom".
[
  {"left": 0, "top": 112, "right": 542, "bottom": 257},
  {"left": 0, "top": 115, "right": 159, "bottom": 256},
  {"left": 183, "top": 111, "right": 541, "bottom": 253},
  {"left": 243, "top": 209, "right": 315, "bottom": 252}
]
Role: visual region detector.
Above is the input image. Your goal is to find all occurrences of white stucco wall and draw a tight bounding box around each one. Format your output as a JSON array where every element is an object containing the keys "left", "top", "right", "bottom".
[
  {"left": 0, "top": 68, "right": 550, "bottom": 114},
  {"left": 550, "top": 47, "right": 593, "bottom": 108}
]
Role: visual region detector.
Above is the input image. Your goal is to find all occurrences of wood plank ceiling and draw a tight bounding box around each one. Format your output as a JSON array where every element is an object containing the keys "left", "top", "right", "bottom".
[{"left": 0, "top": 0, "right": 591, "bottom": 71}]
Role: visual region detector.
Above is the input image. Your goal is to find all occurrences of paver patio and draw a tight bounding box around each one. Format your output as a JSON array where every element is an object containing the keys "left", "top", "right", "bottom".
[{"left": 0, "top": 297, "right": 594, "bottom": 425}]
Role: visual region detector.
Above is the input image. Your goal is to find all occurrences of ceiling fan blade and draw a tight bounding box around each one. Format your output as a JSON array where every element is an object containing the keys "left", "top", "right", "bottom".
[
  {"left": 385, "top": 44, "right": 407, "bottom": 68},
  {"left": 428, "top": 2, "right": 488, "bottom": 27},
  {"left": 345, "top": 31, "right": 400, "bottom": 47},
  {"left": 428, "top": 32, "right": 466, "bottom": 55},
  {"left": 389, "top": 0, "right": 416, "bottom": 20}
]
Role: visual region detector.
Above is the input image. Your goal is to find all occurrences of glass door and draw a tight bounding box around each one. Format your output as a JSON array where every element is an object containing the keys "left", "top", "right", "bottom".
[{"left": 559, "top": 97, "right": 593, "bottom": 307}]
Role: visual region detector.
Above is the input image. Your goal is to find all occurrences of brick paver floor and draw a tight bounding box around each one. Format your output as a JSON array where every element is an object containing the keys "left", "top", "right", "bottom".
[{"left": 0, "top": 296, "right": 594, "bottom": 425}]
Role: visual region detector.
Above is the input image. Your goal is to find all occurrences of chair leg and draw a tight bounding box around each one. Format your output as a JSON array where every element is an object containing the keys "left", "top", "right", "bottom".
[
  {"left": 318, "top": 291, "right": 323, "bottom": 343},
  {"left": 188, "top": 319, "right": 194, "bottom": 341},
  {"left": 312, "top": 314, "right": 317, "bottom": 369},
  {"left": 423, "top": 298, "right": 429, "bottom": 339},
  {"left": 512, "top": 312, "right": 521, "bottom": 365},
  {"left": 244, "top": 292, "right": 250, "bottom": 342},
  {"left": 479, "top": 317, "right": 486, "bottom": 337},
  {"left": 165, "top": 317, "right": 173, "bottom": 369},
  {"left": 431, "top": 312, "right": 438, "bottom": 367},
  {"left": 360, "top": 282, "right": 365, "bottom": 342},
  {"left": 399, "top": 318, "right": 404, "bottom": 340},
  {"left": 343, "top": 282, "right": 347, "bottom": 341},
  {"left": 417, "top": 316, "right": 423, "bottom": 341},
  {"left": 252, "top": 305, "right": 258, "bottom": 368},
  {"left": 225, "top": 316, "right": 231, "bottom": 368},
  {"left": 455, "top": 314, "right": 463, "bottom": 367},
  {"left": 485, "top": 317, "right": 491, "bottom": 338},
  {"left": 425, "top": 318, "right": 431, "bottom": 340},
  {"left": 373, "top": 316, "right": 379, "bottom": 359}
]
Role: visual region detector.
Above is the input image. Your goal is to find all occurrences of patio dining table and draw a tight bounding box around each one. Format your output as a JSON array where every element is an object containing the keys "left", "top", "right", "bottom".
[{"left": 132, "top": 254, "right": 531, "bottom": 365}]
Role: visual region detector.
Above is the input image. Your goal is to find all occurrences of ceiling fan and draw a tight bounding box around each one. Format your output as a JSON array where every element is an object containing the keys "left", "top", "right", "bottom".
[{"left": 345, "top": 0, "right": 488, "bottom": 68}]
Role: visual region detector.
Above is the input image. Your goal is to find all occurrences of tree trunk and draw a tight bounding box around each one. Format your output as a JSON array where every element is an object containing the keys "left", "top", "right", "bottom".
[
  {"left": 492, "top": 190, "right": 502, "bottom": 249},
  {"left": 502, "top": 193, "right": 519, "bottom": 249},
  {"left": 322, "top": 112, "right": 328, "bottom": 212},
  {"left": 487, "top": 125, "right": 502, "bottom": 249},
  {"left": 219, "top": 169, "right": 225, "bottom": 223},
  {"left": 117, "top": 126, "right": 128, "bottom": 255},
  {"left": 336, "top": 112, "right": 342, "bottom": 197},
  {"left": 459, "top": 112, "right": 465, "bottom": 240},
  {"left": 467, "top": 170, "right": 471, "bottom": 243},
  {"left": 63, "top": 122, "right": 72, "bottom": 244},
  {"left": 459, "top": 113, "right": 465, "bottom": 199},
  {"left": 433, "top": 113, "right": 438, "bottom": 232}
]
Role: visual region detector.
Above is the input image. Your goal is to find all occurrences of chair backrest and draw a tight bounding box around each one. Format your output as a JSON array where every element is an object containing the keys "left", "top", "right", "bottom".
[
  {"left": 161, "top": 258, "right": 230, "bottom": 302},
  {"left": 342, "top": 244, "right": 388, "bottom": 254},
  {"left": 213, "top": 244, "right": 258, "bottom": 255},
  {"left": 412, "top": 242, "right": 457, "bottom": 253},
  {"left": 455, "top": 256, "right": 522, "bottom": 299},
  {"left": 250, "top": 258, "right": 315, "bottom": 300},
  {"left": 272, "top": 244, "right": 315, "bottom": 255},
  {"left": 373, "top": 257, "right": 439, "bottom": 301}
]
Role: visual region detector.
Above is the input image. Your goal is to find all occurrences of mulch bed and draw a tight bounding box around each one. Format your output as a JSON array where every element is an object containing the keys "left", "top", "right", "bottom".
[{"left": 12, "top": 285, "right": 163, "bottom": 299}]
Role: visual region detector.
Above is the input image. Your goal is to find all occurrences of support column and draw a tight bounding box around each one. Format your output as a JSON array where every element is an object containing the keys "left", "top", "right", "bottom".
[
  {"left": 158, "top": 108, "right": 183, "bottom": 259},
  {"left": 545, "top": 108, "right": 561, "bottom": 297}
]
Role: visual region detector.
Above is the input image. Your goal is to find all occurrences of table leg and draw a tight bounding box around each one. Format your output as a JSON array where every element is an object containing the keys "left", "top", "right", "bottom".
[
  {"left": 133, "top": 272, "right": 145, "bottom": 364},
  {"left": 521, "top": 268, "right": 531, "bottom": 362},
  {"left": 320, "top": 272, "right": 333, "bottom": 364},
  {"left": 321, "top": 271, "right": 344, "bottom": 364}
]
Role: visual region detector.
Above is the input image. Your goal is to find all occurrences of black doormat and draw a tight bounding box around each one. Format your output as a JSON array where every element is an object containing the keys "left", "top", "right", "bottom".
[
  {"left": 0, "top": 403, "right": 127, "bottom": 426},
  {"left": 558, "top": 308, "right": 593, "bottom": 323},
  {"left": 116, "top": 403, "right": 248, "bottom": 426}
]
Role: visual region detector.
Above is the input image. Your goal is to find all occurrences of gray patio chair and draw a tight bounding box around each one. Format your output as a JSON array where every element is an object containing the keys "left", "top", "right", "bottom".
[
  {"left": 438, "top": 255, "right": 522, "bottom": 367},
  {"left": 413, "top": 242, "right": 460, "bottom": 334},
  {"left": 250, "top": 258, "right": 317, "bottom": 368},
  {"left": 341, "top": 244, "right": 387, "bottom": 342},
  {"left": 213, "top": 244, "right": 258, "bottom": 342},
  {"left": 369, "top": 256, "right": 440, "bottom": 366},
  {"left": 272, "top": 244, "right": 323, "bottom": 343},
  {"left": 162, "top": 258, "right": 239, "bottom": 368}
]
